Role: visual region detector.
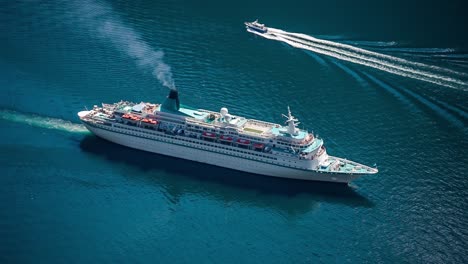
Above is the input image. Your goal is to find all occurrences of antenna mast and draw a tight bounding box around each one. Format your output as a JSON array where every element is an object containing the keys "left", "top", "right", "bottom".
[{"left": 282, "top": 106, "right": 300, "bottom": 136}]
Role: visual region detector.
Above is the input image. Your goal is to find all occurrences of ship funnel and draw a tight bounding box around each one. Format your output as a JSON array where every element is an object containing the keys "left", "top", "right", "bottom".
[{"left": 161, "top": 90, "right": 180, "bottom": 111}]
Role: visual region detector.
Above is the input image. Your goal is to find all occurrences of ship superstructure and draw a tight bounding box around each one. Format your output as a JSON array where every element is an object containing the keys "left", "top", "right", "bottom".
[{"left": 78, "top": 90, "right": 377, "bottom": 183}]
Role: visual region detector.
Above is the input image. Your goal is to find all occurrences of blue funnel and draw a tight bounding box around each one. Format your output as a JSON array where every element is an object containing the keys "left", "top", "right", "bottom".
[{"left": 161, "top": 90, "right": 180, "bottom": 112}]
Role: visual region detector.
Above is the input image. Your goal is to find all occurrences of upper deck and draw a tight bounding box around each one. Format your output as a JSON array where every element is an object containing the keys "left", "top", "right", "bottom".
[{"left": 99, "top": 89, "right": 316, "bottom": 151}]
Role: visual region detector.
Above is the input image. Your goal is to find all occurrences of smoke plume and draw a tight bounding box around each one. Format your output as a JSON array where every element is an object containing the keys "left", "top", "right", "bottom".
[{"left": 72, "top": 0, "right": 176, "bottom": 90}]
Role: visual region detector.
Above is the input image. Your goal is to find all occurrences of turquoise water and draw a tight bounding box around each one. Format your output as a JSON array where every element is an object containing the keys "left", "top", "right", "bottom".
[{"left": 1, "top": 0, "right": 467, "bottom": 263}]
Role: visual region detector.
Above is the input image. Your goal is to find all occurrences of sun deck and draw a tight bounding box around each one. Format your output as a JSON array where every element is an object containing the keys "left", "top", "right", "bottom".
[{"left": 242, "top": 120, "right": 274, "bottom": 135}]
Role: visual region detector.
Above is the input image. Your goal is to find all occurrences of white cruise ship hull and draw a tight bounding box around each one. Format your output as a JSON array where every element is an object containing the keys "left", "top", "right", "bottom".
[{"left": 83, "top": 123, "right": 359, "bottom": 183}]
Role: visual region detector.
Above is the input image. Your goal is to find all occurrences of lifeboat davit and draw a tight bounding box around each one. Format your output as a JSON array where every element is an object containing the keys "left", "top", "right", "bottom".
[
  {"left": 253, "top": 143, "right": 265, "bottom": 149},
  {"left": 237, "top": 138, "right": 250, "bottom": 145},
  {"left": 202, "top": 132, "right": 217, "bottom": 138},
  {"left": 219, "top": 135, "right": 233, "bottom": 141}
]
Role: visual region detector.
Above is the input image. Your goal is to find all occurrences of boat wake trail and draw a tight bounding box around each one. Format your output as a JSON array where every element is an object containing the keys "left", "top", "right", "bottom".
[
  {"left": 70, "top": 0, "right": 176, "bottom": 90},
  {"left": 361, "top": 72, "right": 419, "bottom": 112},
  {"left": 0, "top": 109, "right": 88, "bottom": 133},
  {"left": 330, "top": 60, "right": 368, "bottom": 87},
  {"left": 304, "top": 51, "right": 328, "bottom": 67},
  {"left": 248, "top": 28, "right": 468, "bottom": 90},
  {"left": 342, "top": 40, "right": 398, "bottom": 48},
  {"left": 393, "top": 86, "right": 466, "bottom": 129}
]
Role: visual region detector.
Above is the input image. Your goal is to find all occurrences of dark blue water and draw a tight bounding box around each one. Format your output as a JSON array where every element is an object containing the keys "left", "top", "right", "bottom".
[{"left": 1, "top": 0, "right": 467, "bottom": 263}]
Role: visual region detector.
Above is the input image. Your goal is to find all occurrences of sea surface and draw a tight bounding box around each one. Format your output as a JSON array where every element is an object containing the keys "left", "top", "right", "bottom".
[{"left": 1, "top": 0, "right": 467, "bottom": 263}]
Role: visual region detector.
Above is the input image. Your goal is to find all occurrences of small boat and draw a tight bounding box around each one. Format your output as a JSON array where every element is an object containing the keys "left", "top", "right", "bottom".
[
  {"left": 253, "top": 143, "right": 264, "bottom": 149},
  {"left": 237, "top": 138, "right": 250, "bottom": 145},
  {"left": 244, "top": 19, "right": 267, "bottom": 33},
  {"left": 202, "top": 132, "right": 217, "bottom": 138},
  {"left": 220, "top": 135, "right": 233, "bottom": 141}
]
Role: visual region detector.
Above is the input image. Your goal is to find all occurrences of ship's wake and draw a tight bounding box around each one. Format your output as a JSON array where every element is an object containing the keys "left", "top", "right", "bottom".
[
  {"left": 0, "top": 109, "right": 88, "bottom": 133},
  {"left": 248, "top": 28, "right": 468, "bottom": 90}
]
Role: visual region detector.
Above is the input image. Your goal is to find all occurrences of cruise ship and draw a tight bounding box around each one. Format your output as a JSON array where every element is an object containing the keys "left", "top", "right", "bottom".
[
  {"left": 78, "top": 90, "right": 378, "bottom": 183},
  {"left": 245, "top": 19, "right": 268, "bottom": 33}
]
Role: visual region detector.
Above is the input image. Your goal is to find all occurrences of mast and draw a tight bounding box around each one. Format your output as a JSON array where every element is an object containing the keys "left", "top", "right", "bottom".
[{"left": 282, "top": 106, "right": 300, "bottom": 136}]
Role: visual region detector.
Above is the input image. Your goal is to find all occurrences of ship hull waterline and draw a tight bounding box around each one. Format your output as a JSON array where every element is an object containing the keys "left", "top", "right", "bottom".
[{"left": 83, "top": 123, "right": 361, "bottom": 184}]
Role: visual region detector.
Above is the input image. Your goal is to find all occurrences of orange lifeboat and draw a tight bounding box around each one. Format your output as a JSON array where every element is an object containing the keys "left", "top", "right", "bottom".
[
  {"left": 237, "top": 138, "right": 250, "bottom": 145},
  {"left": 253, "top": 143, "right": 264, "bottom": 149},
  {"left": 219, "top": 135, "right": 233, "bottom": 141},
  {"left": 202, "top": 132, "right": 217, "bottom": 138}
]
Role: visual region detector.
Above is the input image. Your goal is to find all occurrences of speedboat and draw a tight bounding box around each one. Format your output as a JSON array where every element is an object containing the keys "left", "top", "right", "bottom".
[{"left": 245, "top": 19, "right": 268, "bottom": 33}]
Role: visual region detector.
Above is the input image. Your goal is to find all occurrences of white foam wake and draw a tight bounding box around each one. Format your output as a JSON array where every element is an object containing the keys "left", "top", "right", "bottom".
[
  {"left": 251, "top": 27, "right": 468, "bottom": 90},
  {"left": 276, "top": 34, "right": 463, "bottom": 89},
  {"left": 0, "top": 110, "right": 89, "bottom": 133},
  {"left": 342, "top": 40, "right": 398, "bottom": 47},
  {"left": 277, "top": 33, "right": 465, "bottom": 87},
  {"left": 269, "top": 28, "right": 466, "bottom": 78}
]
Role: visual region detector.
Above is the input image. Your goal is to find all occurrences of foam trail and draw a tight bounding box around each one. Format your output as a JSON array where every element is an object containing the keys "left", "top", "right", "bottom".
[
  {"left": 272, "top": 28, "right": 467, "bottom": 78},
  {"left": 275, "top": 33, "right": 449, "bottom": 83},
  {"left": 372, "top": 47, "right": 456, "bottom": 54},
  {"left": 314, "top": 35, "right": 347, "bottom": 40},
  {"left": 0, "top": 109, "right": 89, "bottom": 133},
  {"left": 271, "top": 33, "right": 464, "bottom": 89},
  {"left": 433, "top": 53, "right": 468, "bottom": 59},
  {"left": 257, "top": 30, "right": 467, "bottom": 90},
  {"left": 276, "top": 32, "right": 468, "bottom": 85},
  {"left": 71, "top": 0, "right": 176, "bottom": 90},
  {"left": 330, "top": 60, "right": 368, "bottom": 86},
  {"left": 342, "top": 40, "right": 398, "bottom": 47},
  {"left": 361, "top": 72, "right": 417, "bottom": 112},
  {"left": 247, "top": 28, "right": 278, "bottom": 40}
]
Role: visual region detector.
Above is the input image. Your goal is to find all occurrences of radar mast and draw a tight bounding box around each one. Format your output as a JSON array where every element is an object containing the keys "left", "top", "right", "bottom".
[{"left": 282, "top": 106, "right": 300, "bottom": 136}]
